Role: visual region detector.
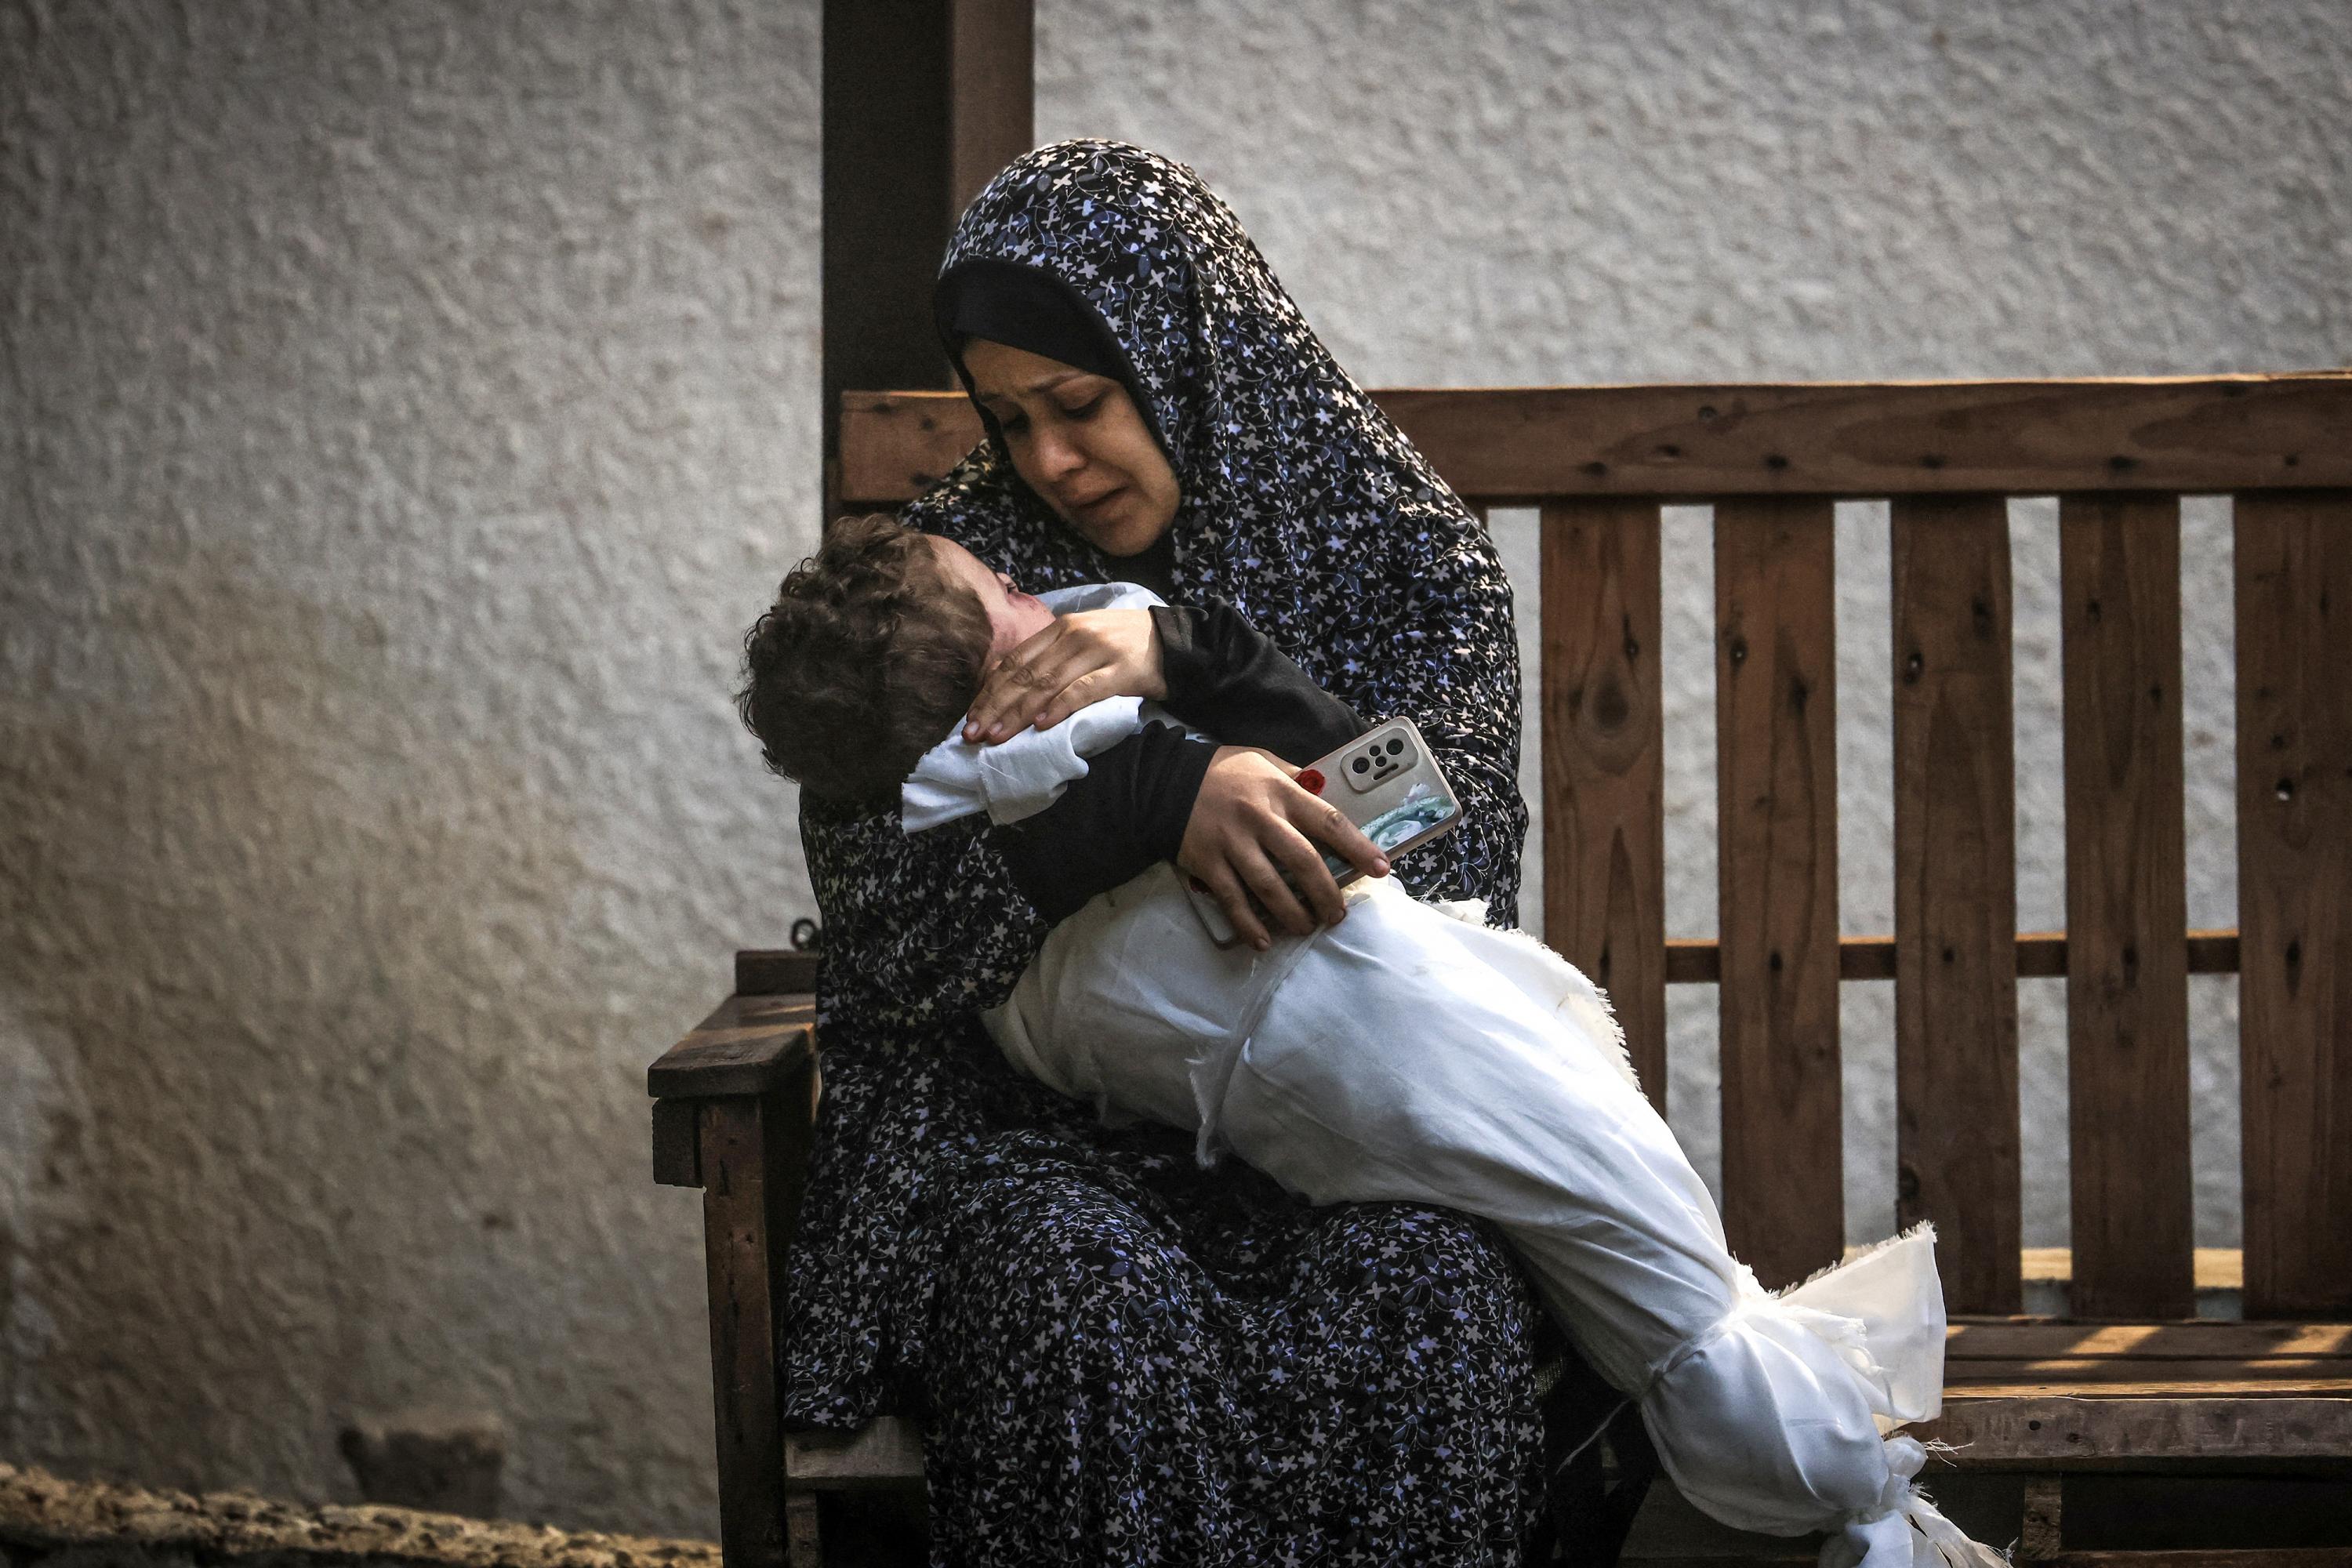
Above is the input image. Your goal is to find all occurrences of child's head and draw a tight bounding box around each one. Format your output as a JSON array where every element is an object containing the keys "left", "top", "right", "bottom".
[{"left": 738, "top": 514, "right": 1051, "bottom": 804}]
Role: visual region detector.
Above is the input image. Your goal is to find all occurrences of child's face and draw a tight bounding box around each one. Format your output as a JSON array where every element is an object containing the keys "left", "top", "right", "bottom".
[{"left": 928, "top": 536, "right": 1056, "bottom": 661}]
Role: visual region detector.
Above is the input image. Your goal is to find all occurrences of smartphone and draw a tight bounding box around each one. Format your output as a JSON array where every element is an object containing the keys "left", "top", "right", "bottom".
[{"left": 1185, "top": 717, "right": 1464, "bottom": 948}]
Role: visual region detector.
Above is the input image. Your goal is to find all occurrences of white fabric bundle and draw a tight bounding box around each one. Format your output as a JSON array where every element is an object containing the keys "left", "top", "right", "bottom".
[{"left": 989, "top": 866, "right": 2005, "bottom": 1567}]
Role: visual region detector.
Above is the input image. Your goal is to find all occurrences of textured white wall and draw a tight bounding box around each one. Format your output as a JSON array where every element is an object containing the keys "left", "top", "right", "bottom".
[
  {"left": 3, "top": 0, "right": 2347, "bottom": 1537},
  {"left": 3, "top": 0, "right": 818, "bottom": 1538}
]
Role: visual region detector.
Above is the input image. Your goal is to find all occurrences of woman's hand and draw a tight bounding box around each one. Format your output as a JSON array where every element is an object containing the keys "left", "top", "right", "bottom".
[
  {"left": 1179, "top": 746, "right": 1389, "bottom": 950},
  {"left": 965, "top": 609, "right": 1167, "bottom": 743}
]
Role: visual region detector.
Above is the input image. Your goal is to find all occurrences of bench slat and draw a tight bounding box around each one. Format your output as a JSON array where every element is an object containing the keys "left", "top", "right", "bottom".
[
  {"left": 2060, "top": 495, "right": 2195, "bottom": 1319},
  {"left": 1947, "top": 1320, "right": 2352, "bottom": 1359},
  {"left": 1715, "top": 497, "right": 1843, "bottom": 1287},
  {"left": 838, "top": 376, "right": 2352, "bottom": 506},
  {"left": 1892, "top": 495, "right": 2023, "bottom": 1314},
  {"left": 1946, "top": 1362, "right": 2352, "bottom": 1389},
  {"left": 1922, "top": 1396, "right": 2352, "bottom": 1465},
  {"left": 1541, "top": 498, "right": 1668, "bottom": 1103},
  {"left": 2236, "top": 491, "right": 2352, "bottom": 1318}
]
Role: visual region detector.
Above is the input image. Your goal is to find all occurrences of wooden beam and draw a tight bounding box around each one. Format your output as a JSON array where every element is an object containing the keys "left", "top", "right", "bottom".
[
  {"left": 822, "top": 1, "right": 1033, "bottom": 513},
  {"left": 736, "top": 949, "right": 822, "bottom": 996},
  {"left": 946, "top": 0, "right": 1033, "bottom": 223},
  {"left": 2060, "top": 495, "right": 2194, "bottom": 1321},
  {"left": 652, "top": 1098, "right": 701, "bottom": 1188},
  {"left": 1541, "top": 498, "right": 1668, "bottom": 1106},
  {"left": 701, "top": 1099, "right": 787, "bottom": 1568},
  {"left": 1918, "top": 1396, "right": 2352, "bottom": 1466},
  {"left": 838, "top": 376, "right": 2352, "bottom": 506},
  {"left": 786, "top": 1417, "right": 927, "bottom": 1490},
  {"left": 1892, "top": 494, "right": 2022, "bottom": 1315},
  {"left": 647, "top": 995, "right": 816, "bottom": 1100},
  {"left": 2234, "top": 491, "right": 2352, "bottom": 1317},
  {"left": 1657, "top": 930, "right": 2242, "bottom": 984},
  {"left": 1715, "top": 497, "right": 1843, "bottom": 1288},
  {"left": 1944, "top": 1321, "right": 2352, "bottom": 1361}
]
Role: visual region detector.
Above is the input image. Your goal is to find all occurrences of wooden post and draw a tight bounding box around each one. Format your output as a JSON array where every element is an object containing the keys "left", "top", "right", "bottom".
[{"left": 822, "top": 0, "right": 1033, "bottom": 521}]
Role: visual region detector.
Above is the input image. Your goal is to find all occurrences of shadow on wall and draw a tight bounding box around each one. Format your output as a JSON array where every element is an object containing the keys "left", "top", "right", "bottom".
[{"left": 0, "top": 554, "right": 659, "bottom": 1510}]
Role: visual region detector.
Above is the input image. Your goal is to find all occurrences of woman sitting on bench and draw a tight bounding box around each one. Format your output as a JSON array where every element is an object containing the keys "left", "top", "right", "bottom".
[{"left": 782, "top": 140, "right": 1615, "bottom": 1563}]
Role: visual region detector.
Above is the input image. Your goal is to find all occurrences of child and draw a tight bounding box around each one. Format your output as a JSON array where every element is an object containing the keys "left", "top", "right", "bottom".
[{"left": 742, "top": 515, "right": 2002, "bottom": 1568}]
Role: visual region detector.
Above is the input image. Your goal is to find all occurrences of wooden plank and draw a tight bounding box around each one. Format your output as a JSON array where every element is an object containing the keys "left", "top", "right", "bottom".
[
  {"left": 837, "top": 375, "right": 2352, "bottom": 506},
  {"left": 737, "top": 949, "right": 822, "bottom": 996},
  {"left": 2060, "top": 495, "right": 2194, "bottom": 1320},
  {"left": 1541, "top": 498, "right": 1668, "bottom": 1105},
  {"left": 1946, "top": 1321, "right": 2352, "bottom": 1360},
  {"left": 946, "top": 0, "right": 1033, "bottom": 224},
  {"left": 2234, "top": 491, "right": 2352, "bottom": 1318},
  {"left": 700, "top": 1099, "right": 786, "bottom": 1568},
  {"left": 648, "top": 996, "right": 816, "bottom": 1100},
  {"left": 1715, "top": 496, "right": 1843, "bottom": 1287},
  {"left": 1892, "top": 494, "right": 2023, "bottom": 1314},
  {"left": 652, "top": 1098, "right": 701, "bottom": 1188},
  {"left": 1657, "top": 929, "right": 2242, "bottom": 984},
  {"left": 1944, "top": 1363, "right": 2352, "bottom": 1390},
  {"left": 2031, "top": 1554, "right": 2352, "bottom": 1568},
  {"left": 786, "top": 1417, "right": 927, "bottom": 1490},
  {"left": 1920, "top": 1396, "right": 2352, "bottom": 1465}
]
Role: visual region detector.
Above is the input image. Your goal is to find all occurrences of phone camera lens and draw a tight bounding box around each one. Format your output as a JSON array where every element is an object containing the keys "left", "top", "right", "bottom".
[
  {"left": 1385, "top": 738, "right": 1404, "bottom": 755},
  {"left": 1352, "top": 757, "right": 1370, "bottom": 774}
]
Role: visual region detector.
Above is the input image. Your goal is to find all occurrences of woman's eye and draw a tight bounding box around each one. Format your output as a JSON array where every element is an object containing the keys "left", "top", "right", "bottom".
[
  {"left": 1000, "top": 412, "right": 1029, "bottom": 436},
  {"left": 1061, "top": 395, "right": 1105, "bottom": 421}
]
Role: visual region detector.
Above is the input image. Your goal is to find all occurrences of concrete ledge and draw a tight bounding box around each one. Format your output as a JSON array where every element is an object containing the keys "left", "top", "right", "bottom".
[{"left": 0, "top": 1465, "right": 720, "bottom": 1568}]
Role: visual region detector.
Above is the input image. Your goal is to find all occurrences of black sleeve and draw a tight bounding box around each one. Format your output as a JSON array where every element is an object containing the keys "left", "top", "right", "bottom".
[
  {"left": 1152, "top": 601, "right": 1368, "bottom": 764},
  {"left": 988, "top": 721, "right": 1218, "bottom": 924}
]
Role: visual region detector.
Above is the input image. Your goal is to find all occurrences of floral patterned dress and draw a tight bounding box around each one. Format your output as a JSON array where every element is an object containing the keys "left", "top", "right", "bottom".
[{"left": 782, "top": 140, "right": 1620, "bottom": 1565}]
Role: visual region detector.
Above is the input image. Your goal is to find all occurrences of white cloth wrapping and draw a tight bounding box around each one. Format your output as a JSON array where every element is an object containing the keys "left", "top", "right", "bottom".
[
  {"left": 987, "top": 865, "right": 2005, "bottom": 1568},
  {"left": 900, "top": 583, "right": 1174, "bottom": 833}
]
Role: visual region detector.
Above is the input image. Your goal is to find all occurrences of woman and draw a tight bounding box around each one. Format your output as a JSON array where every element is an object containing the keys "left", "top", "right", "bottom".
[{"left": 782, "top": 141, "right": 1623, "bottom": 1563}]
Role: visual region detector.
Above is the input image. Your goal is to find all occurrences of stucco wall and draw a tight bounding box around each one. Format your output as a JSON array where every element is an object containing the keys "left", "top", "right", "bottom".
[
  {"left": 3, "top": 0, "right": 818, "bottom": 1538},
  {"left": 4, "top": 0, "right": 2346, "bottom": 1538}
]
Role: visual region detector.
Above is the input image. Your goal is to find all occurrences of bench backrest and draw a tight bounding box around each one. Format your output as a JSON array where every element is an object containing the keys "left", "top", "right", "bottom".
[{"left": 837, "top": 376, "right": 2352, "bottom": 1319}]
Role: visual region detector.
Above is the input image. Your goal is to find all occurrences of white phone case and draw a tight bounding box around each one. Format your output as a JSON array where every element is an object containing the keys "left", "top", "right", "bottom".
[{"left": 1185, "top": 717, "right": 1463, "bottom": 947}]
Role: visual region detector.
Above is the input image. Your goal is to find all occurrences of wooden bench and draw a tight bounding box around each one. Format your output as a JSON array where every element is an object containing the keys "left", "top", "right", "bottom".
[{"left": 652, "top": 373, "right": 2352, "bottom": 1566}]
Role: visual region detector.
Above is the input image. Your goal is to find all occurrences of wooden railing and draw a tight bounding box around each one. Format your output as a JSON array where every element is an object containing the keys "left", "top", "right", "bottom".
[{"left": 838, "top": 376, "right": 2352, "bottom": 1320}]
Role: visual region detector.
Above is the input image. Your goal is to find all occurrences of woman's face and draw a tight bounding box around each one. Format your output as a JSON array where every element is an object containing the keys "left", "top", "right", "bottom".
[{"left": 962, "top": 338, "right": 1181, "bottom": 558}]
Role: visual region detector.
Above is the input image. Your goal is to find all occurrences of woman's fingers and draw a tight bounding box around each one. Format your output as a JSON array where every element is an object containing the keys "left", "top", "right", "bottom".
[
  {"left": 1024, "top": 668, "right": 1113, "bottom": 734},
  {"left": 964, "top": 611, "right": 1163, "bottom": 743},
  {"left": 1290, "top": 791, "right": 1390, "bottom": 885},
  {"left": 964, "top": 625, "right": 1073, "bottom": 740},
  {"left": 1234, "top": 839, "right": 1319, "bottom": 938},
  {"left": 1198, "top": 865, "right": 1272, "bottom": 951},
  {"left": 1261, "top": 818, "right": 1350, "bottom": 928}
]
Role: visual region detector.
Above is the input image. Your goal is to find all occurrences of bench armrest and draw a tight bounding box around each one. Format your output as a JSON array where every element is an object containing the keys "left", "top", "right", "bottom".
[
  {"left": 648, "top": 993, "right": 817, "bottom": 1101},
  {"left": 649, "top": 961, "right": 824, "bottom": 1568}
]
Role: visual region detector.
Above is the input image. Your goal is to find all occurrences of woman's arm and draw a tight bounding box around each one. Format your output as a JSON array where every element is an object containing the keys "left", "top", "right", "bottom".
[
  {"left": 1152, "top": 601, "right": 1367, "bottom": 761},
  {"left": 989, "top": 722, "right": 1214, "bottom": 923}
]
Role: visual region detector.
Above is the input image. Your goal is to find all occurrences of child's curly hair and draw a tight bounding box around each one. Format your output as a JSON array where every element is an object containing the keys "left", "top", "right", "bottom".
[{"left": 739, "top": 514, "right": 994, "bottom": 805}]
